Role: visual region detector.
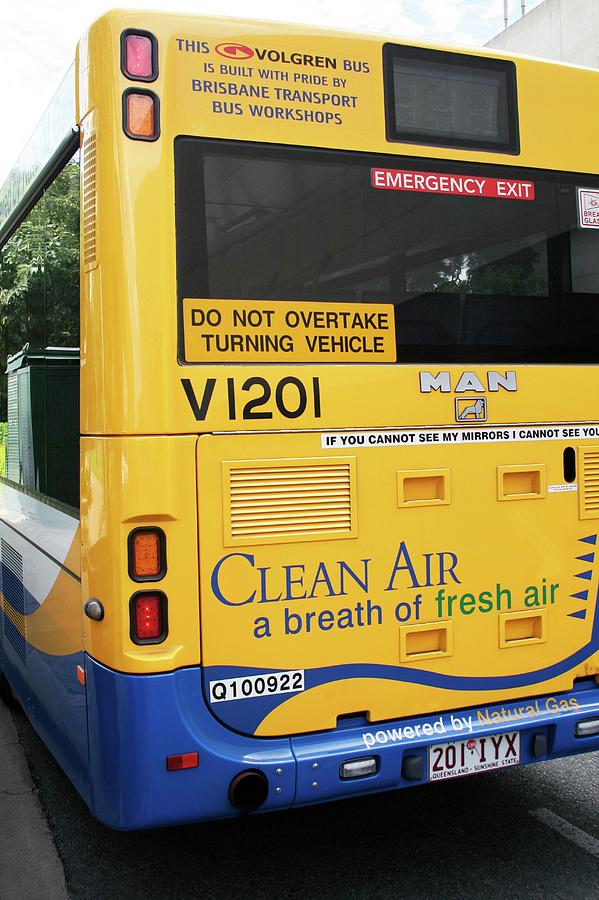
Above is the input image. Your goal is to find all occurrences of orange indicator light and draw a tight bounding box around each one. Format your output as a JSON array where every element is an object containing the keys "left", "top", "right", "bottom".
[
  {"left": 132, "top": 530, "right": 162, "bottom": 579},
  {"left": 128, "top": 527, "right": 166, "bottom": 581},
  {"left": 127, "top": 93, "right": 154, "bottom": 136}
]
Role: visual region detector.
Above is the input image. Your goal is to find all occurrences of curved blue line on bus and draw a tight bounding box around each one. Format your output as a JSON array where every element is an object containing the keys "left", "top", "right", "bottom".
[{"left": 203, "top": 584, "right": 599, "bottom": 734}]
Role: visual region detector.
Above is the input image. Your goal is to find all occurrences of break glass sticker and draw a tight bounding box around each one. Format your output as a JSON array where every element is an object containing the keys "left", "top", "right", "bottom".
[{"left": 577, "top": 187, "right": 599, "bottom": 228}]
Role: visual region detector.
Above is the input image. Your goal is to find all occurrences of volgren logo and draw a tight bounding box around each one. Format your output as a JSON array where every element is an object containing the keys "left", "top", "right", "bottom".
[{"left": 215, "top": 43, "right": 254, "bottom": 59}]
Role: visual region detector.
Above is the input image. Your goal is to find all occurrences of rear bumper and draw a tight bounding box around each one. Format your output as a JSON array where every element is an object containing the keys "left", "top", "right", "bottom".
[{"left": 86, "top": 656, "right": 599, "bottom": 829}]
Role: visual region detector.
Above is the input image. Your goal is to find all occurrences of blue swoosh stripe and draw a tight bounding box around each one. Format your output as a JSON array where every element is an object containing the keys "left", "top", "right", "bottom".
[{"left": 204, "top": 564, "right": 599, "bottom": 734}]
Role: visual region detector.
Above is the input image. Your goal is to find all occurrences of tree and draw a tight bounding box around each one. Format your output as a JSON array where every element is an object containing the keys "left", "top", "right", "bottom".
[
  {"left": 0, "top": 160, "right": 79, "bottom": 418},
  {"left": 406, "top": 243, "right": 545, "bottom": 298}
]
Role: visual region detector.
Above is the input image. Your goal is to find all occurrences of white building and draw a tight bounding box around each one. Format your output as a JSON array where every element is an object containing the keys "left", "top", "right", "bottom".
[{"left": 486, "top": 0, "right": 599, "bottom": 68}]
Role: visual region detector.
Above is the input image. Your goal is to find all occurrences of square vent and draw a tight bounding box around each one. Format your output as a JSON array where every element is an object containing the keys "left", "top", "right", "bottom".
[{"left": 223, "top": 457, "right": 357, "bottom": 546}]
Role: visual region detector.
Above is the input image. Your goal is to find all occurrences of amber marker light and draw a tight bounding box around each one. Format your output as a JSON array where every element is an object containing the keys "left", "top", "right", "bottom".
[
  {"left": 128, "top": 527, "right": 166, "bottom": 581},
  {"left": 123, "top": 90, "right": 160, "bottom": 141}
]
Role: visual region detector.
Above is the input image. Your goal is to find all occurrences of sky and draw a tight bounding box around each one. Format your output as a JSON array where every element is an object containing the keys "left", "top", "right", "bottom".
[{"left": 0, "top": 0, "right": 543, "bottom": 187}]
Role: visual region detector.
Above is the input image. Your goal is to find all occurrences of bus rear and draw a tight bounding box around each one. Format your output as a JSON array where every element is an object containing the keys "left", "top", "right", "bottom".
[{"left": 75, "top": 11, "right": 599, "bottom": 826}]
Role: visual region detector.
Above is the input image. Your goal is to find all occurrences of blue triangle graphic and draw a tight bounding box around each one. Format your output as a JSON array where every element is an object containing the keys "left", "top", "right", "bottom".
[
  {"left": 576, "top": 570, "right": 593, "bottom": 580},
  {"left": 571, "top": 590, "right": 589, "bottom": 601},
  {"left": 580, "top": 535, "right": 598, "bottom": 545},
  {"left": 577, "top": 553, "right": 595, "bottom": 563},
  {"left": 569, "top": 609, "right": 587, "bottom": 620}
]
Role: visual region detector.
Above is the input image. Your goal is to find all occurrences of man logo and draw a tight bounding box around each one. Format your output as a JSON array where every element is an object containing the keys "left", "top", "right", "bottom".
[
  {"left": 455, "top": 397, "right": 487, "bottom": 422},
  {"left": 419, "top": 370, "right": 516, "bottom": 393},
  {"left": 215, "top": 43, "right": 254, "bottom": 59}
]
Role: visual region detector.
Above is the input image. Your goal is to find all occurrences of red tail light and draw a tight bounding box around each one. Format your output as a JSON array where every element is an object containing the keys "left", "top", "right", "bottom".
[
  {"left": 130, "top": 592, "right": 168, "bottom": 644},
  {"left": 121, "top": 30, "right": 158, "bottom": 81},
  {"left": 136, "top": 595, "right": 161, "bottom": 637},
  {"left": 126, "top": 34, "right": 153, "bottom": 78}
]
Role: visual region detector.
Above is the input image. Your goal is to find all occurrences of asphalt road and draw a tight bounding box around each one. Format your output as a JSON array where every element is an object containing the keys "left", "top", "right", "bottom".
[{"left": 11, "top": 704, "right": 599, "bottom": 900}]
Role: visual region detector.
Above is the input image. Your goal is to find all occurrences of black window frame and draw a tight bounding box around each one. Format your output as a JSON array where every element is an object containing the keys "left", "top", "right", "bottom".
[{"left": 383, "top": 43, "right": 520, "bottom": 155}]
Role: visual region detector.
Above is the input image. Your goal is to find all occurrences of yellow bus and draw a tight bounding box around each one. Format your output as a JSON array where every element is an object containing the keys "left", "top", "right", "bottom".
[{"left": 2, "top": 9, "right": 599, "bottom": 828}]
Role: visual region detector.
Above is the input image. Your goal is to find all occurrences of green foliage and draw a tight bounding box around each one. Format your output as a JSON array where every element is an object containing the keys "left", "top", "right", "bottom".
[
  {"left": 0, "top": 422, "right": 7, "bottom": 478},
  {"left": 467, "top": 245, "right": 547, "bottom": 296},
  {"left": 407, "top": 243, "right": 546, "bottom": 298},
  {"left": 0, "top": 161, "right": 80, "bottom": 417}
]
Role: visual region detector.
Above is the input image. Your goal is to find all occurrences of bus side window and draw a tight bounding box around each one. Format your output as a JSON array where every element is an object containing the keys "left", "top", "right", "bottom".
[{"left": 0, "top": 154, "right": 80, "bottom": 511}]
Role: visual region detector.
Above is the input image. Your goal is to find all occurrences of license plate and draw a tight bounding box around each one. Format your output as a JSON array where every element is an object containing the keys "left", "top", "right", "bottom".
[{"left": 428, "top": 731, "right": 520, "bottom": 782}]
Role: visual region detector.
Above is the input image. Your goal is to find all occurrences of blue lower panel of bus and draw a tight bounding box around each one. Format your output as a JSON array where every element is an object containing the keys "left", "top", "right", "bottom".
[
  {"left": 85, "top": 656, "right": 599, "bottom": 829},
  {"left": 1, "top": 634, "right": 89, "bottom": 805}
]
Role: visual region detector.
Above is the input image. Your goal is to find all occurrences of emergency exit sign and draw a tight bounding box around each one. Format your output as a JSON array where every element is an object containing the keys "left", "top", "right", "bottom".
[{"left": 371, "top": 168, "right": 535, "bottom": 200}]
